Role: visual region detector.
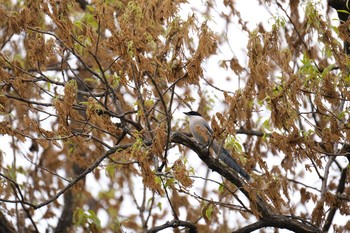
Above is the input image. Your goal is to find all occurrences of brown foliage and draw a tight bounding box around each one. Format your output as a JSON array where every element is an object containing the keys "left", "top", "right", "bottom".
[{"left": 0, "top": 0, "right": 349, "bottom": 232}]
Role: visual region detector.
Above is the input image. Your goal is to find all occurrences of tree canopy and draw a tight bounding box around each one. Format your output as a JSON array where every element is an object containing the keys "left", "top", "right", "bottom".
[{"left": 0, "top": 0, "right": 349, "bottom": 232}]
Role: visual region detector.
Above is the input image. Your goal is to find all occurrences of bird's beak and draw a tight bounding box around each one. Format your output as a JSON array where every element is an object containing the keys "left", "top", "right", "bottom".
[{"left": 183, "top": 112, "right": 189, "bottom": 115}]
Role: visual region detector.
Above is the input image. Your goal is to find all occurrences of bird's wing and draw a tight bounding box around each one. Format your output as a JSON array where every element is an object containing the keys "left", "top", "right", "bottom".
[{"left": 203, "top": 121, "right": 213, "bottom": 135}]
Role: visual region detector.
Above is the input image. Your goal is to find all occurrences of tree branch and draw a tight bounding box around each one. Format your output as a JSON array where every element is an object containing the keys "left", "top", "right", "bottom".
[
  {"left": 322, "top": 156, "right": 349, "bottom": 231},
  {"left": 147, "top": 220, "right": 197, "bottom": 233},
  {"left": 0, "top": 211, "right": 16, "bottom": 233},
  {"left": 171, "top": 132, "right": 324, "bottom": 233},
  {"left": 170, "top": 132, "right": 272, "bottom": 217},
  {"left": 233, "top": 215, "right": 321, "bottom": 233}
]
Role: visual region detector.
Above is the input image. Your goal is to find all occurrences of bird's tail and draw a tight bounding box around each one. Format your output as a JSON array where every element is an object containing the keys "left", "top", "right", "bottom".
[
  {"left": 212, "top": 141, "right": 251, "bottom": 181},
  {"left": 219, "top": 147, "right": 251, "bottom": 181}
]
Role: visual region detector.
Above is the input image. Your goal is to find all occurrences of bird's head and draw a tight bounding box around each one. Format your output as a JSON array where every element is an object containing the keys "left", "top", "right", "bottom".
[{"left": 183, "top": 111, "right": 202, "bottom": 117}]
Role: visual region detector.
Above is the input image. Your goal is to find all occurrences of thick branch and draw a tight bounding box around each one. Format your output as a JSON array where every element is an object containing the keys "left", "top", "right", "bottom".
[
  {"left": 170, "top": 132, "right": 272, "bottom": 217},
  {"left": 54, "top": 191, "right": 74, "bottom": 233},
  {"left": 171, "top": 132, "right": 324, "bottom": 233},
  {"left": 147, "top": 220, "right": 197, "bottom": 233},
  {"left": 233, "top": 215, "right": 321, "bottom": 233}
]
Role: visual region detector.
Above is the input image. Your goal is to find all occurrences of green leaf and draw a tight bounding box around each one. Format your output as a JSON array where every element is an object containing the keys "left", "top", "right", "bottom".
[
  {"left": 218, "top": 183, "right": 224, "bottom": 193},
  {"left": 87, "top": 210, "right": 101, "bottom": 228},
  {"left": 144, "top": 99, "right": 154, "bottom": 109},
  {"left": 226, "top": 135, "right": 243, "bottom": 153},
  {"left": 338, "top": 110, "right": 348, "bottom": 120},
  {"left": 262, "top": 118, "right": 271, "bottom": 132},
  {"left": 127, "top": 41, "right": 135, "bottom": 57},
  {"left": 155, "top": 176, "right": 162, "bottom": 185},
  {"left": 188, "top": 166, "right": 195, "bottom": 175},
  {"left": 86, "top": 5, "right": 95, "bottom": 13},
  {"left": 337, "top": 9, "right": 350, "bottom": 15},
  {"left": 112, "top": 217, "right": 121, "bottom": 231},
  {"left": 157, "top": 201, "right": 162, "bottom": 211},
  {"left": 73, "top": 208, "right": 85, "bottom": 226},
  {"left": 205, "top": 204, "right": 213, "bottom": 220},
  {"left": 110, "top": 73, "right": 121, "bottom": 88},
  {"left": 74, "top": 20, "right": 84, "bottom": 32},
  {"left": 73, "top": 208, "right": 101, "bottom": 229},
  {"left": 164, "top": 177, "right": 175, "bottom": 187},
  {"left": 147, "top": 197, "right": 153, "bottom": 207},
  {"left": 68, "top": 144, "right": 75, "bottom": 155},
  {"left": 105, "top": 164, "right": 116, "bottom": 177}
]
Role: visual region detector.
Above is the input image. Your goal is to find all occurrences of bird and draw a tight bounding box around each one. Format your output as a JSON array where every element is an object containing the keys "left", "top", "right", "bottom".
[{"left": 184, "top": 111, "right": 251, "bottom": 181}]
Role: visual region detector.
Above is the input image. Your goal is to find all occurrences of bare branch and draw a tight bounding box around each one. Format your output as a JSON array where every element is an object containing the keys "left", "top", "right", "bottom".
[
  {"left": 233, "top": 215, "right": 321, "bottom": 233},
  {"left": 147, "top": 220, "right": 197, "bottom": 233}
]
